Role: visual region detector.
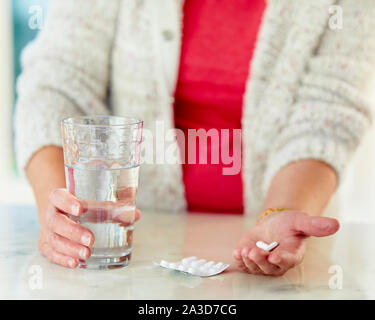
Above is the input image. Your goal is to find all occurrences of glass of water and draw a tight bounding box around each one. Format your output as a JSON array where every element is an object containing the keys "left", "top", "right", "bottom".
[{"left": 61, "top": 115, "right": 143, "bottom": 270}]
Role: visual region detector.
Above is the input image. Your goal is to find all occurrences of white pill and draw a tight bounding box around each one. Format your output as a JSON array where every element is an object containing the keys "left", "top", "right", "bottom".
[
  {"left": 181, "top": 256, "right": 197, "bottom": 264},
  {"left": 256, "top": 241, "right": 268, "bottom": 250},
  {"left": 187, "top": 267, "right": 195, "bottom": 274},
  {"left": 169, "top": 263, "right": 177, "bottom": 269},
  {"left": 178, "top": 265, "right": 187, "bottom": 272},
  {"left": 199, "top": 265, "right": 208, "bottom": 272},
  {"left": 256, "top": 240, "right": 279, "bottom": 251},
  {"left": 267, "top": 241, "right": 278, "bottom": 251},
  {"left": 191, "top": 259, "right": 206, "bottom": 267},
  {"left": 204, "top": 261, "right": 215, "bottom": 269}
]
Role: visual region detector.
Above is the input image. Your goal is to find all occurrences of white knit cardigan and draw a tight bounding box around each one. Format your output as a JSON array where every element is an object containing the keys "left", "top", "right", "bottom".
[{"left": 15, "top": 0, "right": 375, "bottom": 214}]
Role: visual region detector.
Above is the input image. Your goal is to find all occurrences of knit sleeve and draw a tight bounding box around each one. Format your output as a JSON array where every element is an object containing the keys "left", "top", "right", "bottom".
[
  {"left": 14, "top": 0, "right": 121, "bottom": 172},
  {"left": 262, "top": 0, "right": 375, "bottom": 194}
]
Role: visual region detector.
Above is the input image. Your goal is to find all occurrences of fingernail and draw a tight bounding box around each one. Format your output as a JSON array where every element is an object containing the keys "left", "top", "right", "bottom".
[
  {"left": 79, "top": 248, "right": 88, "bottom": 259},
  {"left": 81, "top": 234, "right": 92, "bottom": 246},
  {"left": 72, "top": 203, "right": 80, "bottom": 215},
  {"left": 68, "top": 259, "right": 76, "bottom": 268},
  {"left": 248, "top": 250, "right": 256, "bottom": 260}
]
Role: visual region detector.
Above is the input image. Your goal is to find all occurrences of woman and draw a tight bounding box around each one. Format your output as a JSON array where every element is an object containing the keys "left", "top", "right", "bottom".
[{"left": 15, "top": 0, "right": 375, "bottom": 275}]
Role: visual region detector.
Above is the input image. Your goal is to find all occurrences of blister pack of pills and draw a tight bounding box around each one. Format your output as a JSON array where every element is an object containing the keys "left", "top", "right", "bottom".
[{"left": 156, "top": 256, "right": 230, "bottom": 277}]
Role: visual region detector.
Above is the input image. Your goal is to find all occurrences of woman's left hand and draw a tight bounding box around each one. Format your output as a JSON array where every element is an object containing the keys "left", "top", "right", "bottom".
[{"left": 232, "top": 210, "right": 340, "bottom": 276}]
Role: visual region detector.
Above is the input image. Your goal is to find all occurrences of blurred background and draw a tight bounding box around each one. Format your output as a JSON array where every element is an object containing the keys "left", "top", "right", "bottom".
[
  {"left": 0, "top": 0, "right": 374, "bottom": 222},
  {"left": 0, "top": 0, "right": 49, "bottom": 205}
]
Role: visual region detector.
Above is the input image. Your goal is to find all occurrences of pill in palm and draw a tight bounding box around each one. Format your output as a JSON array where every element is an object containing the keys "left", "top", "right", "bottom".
[{"left": 256, "top": 241, "right": 279, "bottom": 251}]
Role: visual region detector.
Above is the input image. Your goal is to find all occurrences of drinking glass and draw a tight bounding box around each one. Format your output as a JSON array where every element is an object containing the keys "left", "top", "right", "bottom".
[{"left": 61, "top": 116, "right": 143, "bottom": 269}]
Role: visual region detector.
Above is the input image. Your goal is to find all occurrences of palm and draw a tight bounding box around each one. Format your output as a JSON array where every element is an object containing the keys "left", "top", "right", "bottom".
[
  {"left": 233, "top": 211, "right": 339, "bottom": 276},
  {"left": 239, "top": 212, "right": 306, "bottom": 249}
]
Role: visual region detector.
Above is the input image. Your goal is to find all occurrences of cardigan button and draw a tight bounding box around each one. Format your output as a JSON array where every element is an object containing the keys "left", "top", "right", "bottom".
[{"left": 162, "top": 29, "right": 174, "bottom": 41}]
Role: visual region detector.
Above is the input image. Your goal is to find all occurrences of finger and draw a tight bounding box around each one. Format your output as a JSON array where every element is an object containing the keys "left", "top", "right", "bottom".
[
  {"left": 39, "top": 240, "right": 78, "bottom": 268},
  {"left": 48, "top": 212, "right": 94, "bottom": 246},
  {"left": 79, "top": 204, "right": 141, "bottom": 225},
  {"left": 49, "top": 188, "right": 85, "bottom": 216},
  {"left": 249, "top": 247, "right": 281, "bottom": 275},
  {"left": 49, "top": 232, "right": 91, "bottom": 260},
  {"left": 135, "top": 208, "right": 141, "bottom": 222},
  {"left": 241, "top": 247, "right": 263, "bottom": 275},
  {"left": 232, "top": 248, "right": 242, "bottom": 260},
  {"left": 268, "top": 250, "right": 300, "bottom": 272},
  {"left": 114, "top": 207, "right": 141, "bottom": 223},
  {"left": 232, "top": 248, "right": 248, "bottom": 272},
  {"left": 294, "top": 215, "right": 340, "bottom": 237},
  {"left": 111, "top": 206, "right": 138, "bottom": 225}
]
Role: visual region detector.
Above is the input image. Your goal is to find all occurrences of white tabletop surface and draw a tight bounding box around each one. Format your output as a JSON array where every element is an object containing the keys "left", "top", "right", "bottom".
[{"left": 1, "top": 205, "right": 374, "bottom": 300}]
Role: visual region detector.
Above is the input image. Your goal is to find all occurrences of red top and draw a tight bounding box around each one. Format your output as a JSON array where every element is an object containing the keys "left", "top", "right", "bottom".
[{"left": 174, "top": 0, "right": 266, "bottom": 213}]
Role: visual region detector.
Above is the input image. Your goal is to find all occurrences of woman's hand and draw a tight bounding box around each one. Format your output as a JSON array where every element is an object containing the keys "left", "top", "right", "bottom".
[
  {"left": 38, "top": 188, "right": 141, "bottom": 268},
  {"left": 38, "top": 189, "right": 94, "bottom": 268},
  {"left": 232, "top": 210, "right": 339, "bottom": 276}
]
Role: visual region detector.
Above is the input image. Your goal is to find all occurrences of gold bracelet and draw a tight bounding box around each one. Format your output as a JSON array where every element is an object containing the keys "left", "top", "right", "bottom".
[{"left": 257, "top": 207, "right": 288, "bottom": 223}]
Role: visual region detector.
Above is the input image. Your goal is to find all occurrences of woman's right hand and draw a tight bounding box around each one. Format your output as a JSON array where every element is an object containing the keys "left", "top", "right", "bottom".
[{"left": 38, "top": 188, "right": 94, "bottom": 268}]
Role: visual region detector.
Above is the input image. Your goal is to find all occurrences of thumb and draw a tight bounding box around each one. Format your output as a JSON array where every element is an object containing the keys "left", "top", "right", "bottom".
[
  {"left": 134, "top": 208, "right": 142, "bottom": 222},
  {"left": 295, "top": 215, "right": 340, "bottom": 237}
]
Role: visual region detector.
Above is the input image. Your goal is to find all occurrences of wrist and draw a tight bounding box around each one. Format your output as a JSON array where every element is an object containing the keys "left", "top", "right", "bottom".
[{"left": 257, "top": 207, "right": 290, "bottom": 224}]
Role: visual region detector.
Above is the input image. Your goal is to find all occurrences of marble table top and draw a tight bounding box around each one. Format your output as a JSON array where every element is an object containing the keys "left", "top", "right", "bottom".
[{"left": 1, "top": 205, "right": 374, "bottom": 299}]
